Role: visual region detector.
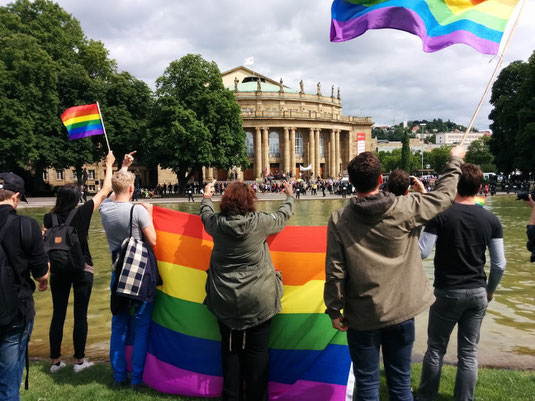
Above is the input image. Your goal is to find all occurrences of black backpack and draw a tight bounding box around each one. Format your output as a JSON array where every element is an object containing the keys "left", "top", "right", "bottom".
[{"left": 43, "top": 209, "right": 85, "bottom": 272}]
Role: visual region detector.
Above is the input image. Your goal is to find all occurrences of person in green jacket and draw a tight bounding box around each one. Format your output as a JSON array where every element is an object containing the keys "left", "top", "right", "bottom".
[{"left": 200, "top": 180, "right": 294, "bottom": 401}]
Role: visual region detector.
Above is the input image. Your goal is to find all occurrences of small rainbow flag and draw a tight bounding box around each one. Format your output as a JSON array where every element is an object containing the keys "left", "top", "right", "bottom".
[
  {"left": 331, "top": 0, "right": 521, "bottom": 55},
  {"left": 60, "top": 103, "right": 104, "bottom": 140},
  {"left": 141, "top": 207, "right": 351, "bottom": 400},
  {"left": 475, "top": 196, "right": 485, "bottom": 207}
]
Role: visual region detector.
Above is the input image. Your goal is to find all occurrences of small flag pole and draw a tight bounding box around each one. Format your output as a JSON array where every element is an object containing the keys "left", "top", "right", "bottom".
[
  {"left": 460, "top": 0, "right": 526, "bottom": 147},
  {"left": 96, "top": 101, "right": 111, "bottom": 152}
]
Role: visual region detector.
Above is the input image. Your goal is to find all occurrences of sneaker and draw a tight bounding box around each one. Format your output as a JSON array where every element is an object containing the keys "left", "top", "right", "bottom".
[
  {"left": 73, "top": 358, "right": 94, "bottom": 373},
  {"left": 50, "top": 361, "right": 66, "bottom": 373}
]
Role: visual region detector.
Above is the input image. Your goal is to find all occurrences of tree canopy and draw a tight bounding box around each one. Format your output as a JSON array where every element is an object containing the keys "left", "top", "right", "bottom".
[
  {"left": 465, "top": 136, "right": 495, "bottom": 172},
  {"left": 146, "top": 54, "right": 248, "bottom": 192},
  {"left": 489, "top": 53, "right": 535, "bottom": 174}
]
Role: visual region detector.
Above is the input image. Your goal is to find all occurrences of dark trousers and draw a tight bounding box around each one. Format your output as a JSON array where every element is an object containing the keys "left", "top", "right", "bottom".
[
  {"left": 347, "top": 318, "right": 415, "bottom": 401},
  {"left": 218, "top": 319, "right": 271, "bottom": 401},
  {"left": 49, "top": 270, "right": 93, "bottom": 360}
]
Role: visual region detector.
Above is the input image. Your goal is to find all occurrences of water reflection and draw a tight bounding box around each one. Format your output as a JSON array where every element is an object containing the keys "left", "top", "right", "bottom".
[{"left": 20, "top": 196, "right": 535, "bottom": 367}]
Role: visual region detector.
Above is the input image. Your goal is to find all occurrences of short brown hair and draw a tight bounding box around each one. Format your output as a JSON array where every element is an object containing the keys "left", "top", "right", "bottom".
[
  {"left": 457, "top": 163, "right": 483, "bottom": 197},
  {"left": 387, "top": 169, "right": 410, "bottom": 196},
  {"left": 220, "top": 182, "right": 257, "bottom": 216},
  {"left": 112, "top": 171, "right": 135, "bottom": 195},
  {"left": 0, "top": 189, "right": 16, "bottom": 202},
  {"left": 347, "top": 152, "right": 382, "bottom": 193}
]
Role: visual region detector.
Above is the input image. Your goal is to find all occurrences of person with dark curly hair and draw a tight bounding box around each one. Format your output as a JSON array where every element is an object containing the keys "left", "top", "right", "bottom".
[{"left": 200, "top": 181, "right": 294, "bottom": 401}]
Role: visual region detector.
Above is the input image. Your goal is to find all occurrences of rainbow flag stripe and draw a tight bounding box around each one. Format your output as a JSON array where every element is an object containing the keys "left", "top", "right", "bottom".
[
  {"left": 143, "top": 207, "right": 351, "bottom": 400},
  {"left": 331, "top": 0, "right": 521, "bottom": 55},
  {"left": 60, "top": 103, "right": 104, "bottom": 140}
]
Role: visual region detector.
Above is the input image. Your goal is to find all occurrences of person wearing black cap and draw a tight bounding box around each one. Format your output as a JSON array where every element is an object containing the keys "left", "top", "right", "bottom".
[{"left": 0, "top": 172, "right": 49, "bottom": 401}]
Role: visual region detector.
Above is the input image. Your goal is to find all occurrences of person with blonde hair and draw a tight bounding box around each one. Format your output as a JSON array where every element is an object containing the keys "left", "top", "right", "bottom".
[{"left": 99, "top": 151, "right": 158, "bottom": 389}]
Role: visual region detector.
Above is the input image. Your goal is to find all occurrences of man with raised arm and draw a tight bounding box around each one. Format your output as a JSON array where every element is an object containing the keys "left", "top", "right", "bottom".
[
  {"left": 417, "top": 163, "right": 506, "bottom": 401},
  {"left": 324, "top": 146, "right": 465, "bottom": 401}
]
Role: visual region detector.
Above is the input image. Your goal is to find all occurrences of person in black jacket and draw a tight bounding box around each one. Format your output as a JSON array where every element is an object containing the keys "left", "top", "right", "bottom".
[
  {"left": 525, "top": 194, "right": 535, "bottom": 262},
  {"left": 45, "top": 152, "right": 115, "bottom": 374},
  {"left": 0, "top": 172, "right": 49, "bottom": 401}
]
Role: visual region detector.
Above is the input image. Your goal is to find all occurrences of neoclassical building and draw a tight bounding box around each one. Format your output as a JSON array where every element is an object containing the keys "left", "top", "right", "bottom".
[{"left": 215, "top": 67, "right": 373, "bottom": 181}]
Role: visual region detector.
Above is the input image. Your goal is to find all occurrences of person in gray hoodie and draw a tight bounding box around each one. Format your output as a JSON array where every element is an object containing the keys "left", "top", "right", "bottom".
[
  {"left": 325, "top": 146, "right": 465, "bottom": 401},
  {"left": 200, "top": 180, "right": 294, "bottom": 401}
]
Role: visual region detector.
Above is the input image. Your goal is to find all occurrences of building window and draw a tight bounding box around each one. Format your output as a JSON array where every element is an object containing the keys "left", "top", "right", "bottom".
[
  {"left": 56, "top": 170, "right": 64, "bottom": 180},
  {"left": 295, "top": 132, "right": 303, "bottom": 157},
  {"left": 72, "top": 170, "right": 77, "bottom": 181},
  {"left": 245, "top": 132, "right": 254, "bottom": 157},
  {"left": 269, "top": 132, "right": 280, "bottom": 157},
  {"left": 88, "top": 185, "right": 95, "bottom": 192},
  {"left": 88, "top": 170, "right": 95, "bottom": 180},
  {"left": 42, "top": 171, "right": 48, "bottom": 181},
  {"left": 319, "top": 133, "right": 325, "bottom": 157}
]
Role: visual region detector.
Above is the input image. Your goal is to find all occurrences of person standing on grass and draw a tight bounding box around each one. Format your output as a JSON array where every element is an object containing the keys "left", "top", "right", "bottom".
[
  {"left": 325, "top": 147, "right": 465, "bottom": 401},
  {"left": 99, "top": 151, "right": 157, "bottom": 390},
  {"left": 200, "top": 180, "right": 294, "bottom": 401},
  {"left": 0, "top": 173, "right": 49, "bottom": 401},
  {"left": 45, "top": 151, "right": 115, "bottom": 374},
  {"left": 416, "top": 164, "right": 506, "bottom": 401}
]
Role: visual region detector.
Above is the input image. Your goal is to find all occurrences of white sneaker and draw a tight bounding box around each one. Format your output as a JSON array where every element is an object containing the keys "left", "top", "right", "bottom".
[
  {"left": 73, "top": 358, "right": 94, "bottom": 373},
  {"left": 50, "top": 361, "right": 66, "bottom": 373}
]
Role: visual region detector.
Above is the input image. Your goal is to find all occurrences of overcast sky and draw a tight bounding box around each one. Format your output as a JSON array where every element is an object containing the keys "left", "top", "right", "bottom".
[{"left": 3, "top": 0, "right": 535, "bottom": 130}]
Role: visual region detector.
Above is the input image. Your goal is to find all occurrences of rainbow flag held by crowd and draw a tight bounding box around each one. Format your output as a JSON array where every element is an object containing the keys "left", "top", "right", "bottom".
[
  {"left": 60, "top": 103, "right": 105, "bottom": 140},
  {"left": 330, "top": 0, "right": 521, "bottom": 55},
  {"left": 142, "top": 206, "right": 351, "bottom": 400}
]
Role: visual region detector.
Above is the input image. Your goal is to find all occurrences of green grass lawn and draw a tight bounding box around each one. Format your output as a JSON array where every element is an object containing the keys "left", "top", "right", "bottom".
[{"left": 21, "top": 361, "right": 535, "bottom": 401}]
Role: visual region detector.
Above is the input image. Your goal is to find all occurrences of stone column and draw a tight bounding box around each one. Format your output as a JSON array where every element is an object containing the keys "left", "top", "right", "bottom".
[
  {"left": 283, "top": 127, "right": 290, "bottom": 174},
  {"left": 334, "top": 129, "right": 340, "bottom": 177},
  {"left": 330, "top": 129, "right": 336, "bottom": 178},
  {"left": 255, "top": 127, "right": 262, "bottom": 178},
  {"left": 314, "top": 129, "right": 320, "bottom": 179},
  {"left": 262, "top": 127, "right": 269, "bottom": 176},
  {"left": 309, "top": 128, "right": 315, "bottom": 177},
  {"left": 290, "top": 128, "right": 296, "bottom": 178}
]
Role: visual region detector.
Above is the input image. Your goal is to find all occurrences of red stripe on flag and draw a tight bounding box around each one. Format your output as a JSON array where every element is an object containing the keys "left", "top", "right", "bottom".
[{"left": 60, "top": 103, "right": 100, "bottom": 122}]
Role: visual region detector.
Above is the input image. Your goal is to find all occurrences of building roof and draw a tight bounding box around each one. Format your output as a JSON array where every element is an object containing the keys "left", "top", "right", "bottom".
[{"left": 221, "top": 66, "right": 279, "bottom": 86}]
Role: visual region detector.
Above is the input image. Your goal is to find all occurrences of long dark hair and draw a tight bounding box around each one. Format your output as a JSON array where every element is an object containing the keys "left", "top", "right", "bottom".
[{"left": 51, "top": 184, "right": 81, "bottom": 214}]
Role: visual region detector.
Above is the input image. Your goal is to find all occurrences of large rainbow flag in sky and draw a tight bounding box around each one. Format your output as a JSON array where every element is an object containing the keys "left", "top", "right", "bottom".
[
  {"left": 60, "top": 103, "right": 105, "bottom": 140},
  {"left": 142, "top": 206, "right": 351, "bottom": 400},
  {"left": 330, "top": 0, "right": 521, "bottom": 55}
]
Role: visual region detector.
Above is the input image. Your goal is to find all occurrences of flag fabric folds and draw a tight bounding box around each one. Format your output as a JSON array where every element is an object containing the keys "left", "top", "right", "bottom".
[
  {"left": 60, "top": 103, "right": 104, "bottom": 140},
  {"left": 142, "top": 206, "right": 351, "bottom": 400},
  {"left": 330, "top": 0, "right": 521, "bottom": 55}
]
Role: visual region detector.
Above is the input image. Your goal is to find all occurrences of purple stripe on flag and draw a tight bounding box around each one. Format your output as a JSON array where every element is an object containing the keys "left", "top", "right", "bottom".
[
  {"left": 68, "top": 128, "right": 104, "bottom": 140},
  {"left": 143, "top": 352, "right": 348, "bottom": 400},
  {"left": 331, "top": 7, "right": 499, "bottom": 55}
]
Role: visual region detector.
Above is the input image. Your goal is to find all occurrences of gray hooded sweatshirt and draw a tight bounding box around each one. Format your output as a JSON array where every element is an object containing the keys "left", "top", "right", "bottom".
[{"left": 200, "top": 196, "right": 294, "bottom": 330}]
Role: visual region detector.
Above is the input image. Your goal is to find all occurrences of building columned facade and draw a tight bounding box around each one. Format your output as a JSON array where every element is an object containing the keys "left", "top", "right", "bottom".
[{"left": 214, "top": 66, "right": 373, "bottom": 181}]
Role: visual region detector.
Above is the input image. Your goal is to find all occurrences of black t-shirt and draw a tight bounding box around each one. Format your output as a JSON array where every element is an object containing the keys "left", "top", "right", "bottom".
[
  {"left": 424, "top": 203, "right": 503, "bottom": 289},
  {"left": 44, "top": 200, "right": 94, "bottom": 266},
  {"left": 0, "top": 205, "right": 49, "bottom": 323}
]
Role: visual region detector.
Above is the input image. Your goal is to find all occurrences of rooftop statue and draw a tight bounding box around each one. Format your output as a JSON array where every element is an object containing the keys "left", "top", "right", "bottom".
[{"left": 317, "top": 82, "right": 321, "bottom": 96}]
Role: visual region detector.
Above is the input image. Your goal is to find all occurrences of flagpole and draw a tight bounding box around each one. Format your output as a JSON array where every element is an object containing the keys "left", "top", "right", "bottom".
[
  {"left": 96, "top": 101, "right": 111, "bottom": 152},
  {"left": 459, "top": 0, "right": 526, "bottom": 147}
]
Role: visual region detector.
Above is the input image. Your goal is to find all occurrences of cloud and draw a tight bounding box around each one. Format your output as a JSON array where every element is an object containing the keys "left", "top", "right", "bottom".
[{"left": 2, "top": 0, "right": 534, "bottom": 130}]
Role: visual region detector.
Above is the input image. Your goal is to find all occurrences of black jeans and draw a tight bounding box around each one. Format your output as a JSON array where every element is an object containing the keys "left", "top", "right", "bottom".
[
  {"left": 49, "top": 269, "right": 93, "bottom": 360},
  {"left": 218, "top": 319, "right": 271, "bottom": 401}
]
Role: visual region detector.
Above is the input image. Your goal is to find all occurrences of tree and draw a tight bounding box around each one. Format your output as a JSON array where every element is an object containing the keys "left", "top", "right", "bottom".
[
  {"left": 428, "top": 146, "right": 453, "bottom": 173},
  {"left": 401, "top": 130, "right": 411, "bottom": 172},
  {"left": 489, "top": 58, "right": 531, "bottom": 174},
  {"left": 465, "top": 136, "right": 495, "bottom": 172},
  {"left": 147, "top": 54, "right": 248, "bottom": 192}
]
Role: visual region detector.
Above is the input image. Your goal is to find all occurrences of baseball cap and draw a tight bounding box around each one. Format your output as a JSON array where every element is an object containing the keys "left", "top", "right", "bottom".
[{"left": 0, "top": 172, "right": 28, "bottom": 203}]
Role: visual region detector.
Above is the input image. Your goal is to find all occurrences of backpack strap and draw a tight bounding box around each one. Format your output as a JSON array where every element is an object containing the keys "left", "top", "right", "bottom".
[
  {"left": 19, "top": 216, "right": 33, "bottom": 256},
  {"left": 0, "top": 214, "right": 17, "bottom": 244},
  {"left": 64, "top": 208, "right": 78, "bottom": 226},
  {"left": 129, "top": 205, "right": 135, "bottom": 238},
  {"left": 51, "top": 213, "right": 59, "bottom": 227}
]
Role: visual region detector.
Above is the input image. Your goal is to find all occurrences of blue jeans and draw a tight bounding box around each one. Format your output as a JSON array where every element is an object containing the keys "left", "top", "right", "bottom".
[
  {"left": 347, "top": 318, "right": 415, "bottom": 401},
  {"left": 0, "top": 320, "right": 33, "bottom": 401},
  {"left": 418, "top": 287, "right": 488, "bottom": 401},
  {"left": 110, "top": 302, "right": 153, "bottom": 384}
]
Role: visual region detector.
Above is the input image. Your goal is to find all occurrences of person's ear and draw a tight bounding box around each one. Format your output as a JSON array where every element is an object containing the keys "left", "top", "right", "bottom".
[{"left": 378, "top": 175, "right": 384, "bottom": 186}]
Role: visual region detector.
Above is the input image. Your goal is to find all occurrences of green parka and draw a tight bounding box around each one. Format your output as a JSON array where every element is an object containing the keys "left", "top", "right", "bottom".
[{"left": 200, "top": 196, "right": 294, "bottom": 330}]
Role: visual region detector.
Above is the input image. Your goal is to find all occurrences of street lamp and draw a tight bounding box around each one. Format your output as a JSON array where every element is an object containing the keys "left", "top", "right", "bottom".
[{"left": 420, "top": 123, "right": 427, "bottom": 171}]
